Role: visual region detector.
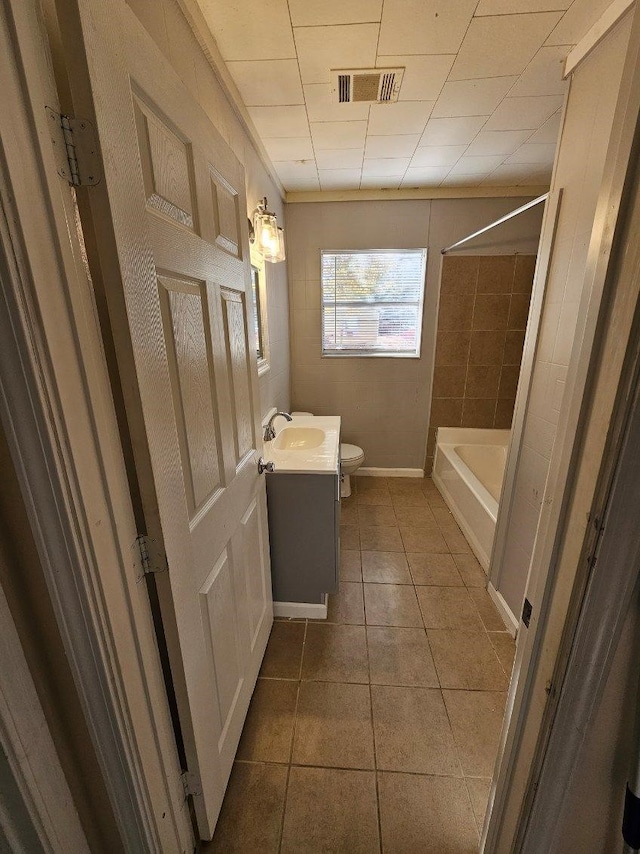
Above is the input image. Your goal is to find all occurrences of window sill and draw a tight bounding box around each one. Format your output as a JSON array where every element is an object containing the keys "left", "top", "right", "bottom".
[{"left": 321, "top": 352, "right": 421, "bottom": 359}]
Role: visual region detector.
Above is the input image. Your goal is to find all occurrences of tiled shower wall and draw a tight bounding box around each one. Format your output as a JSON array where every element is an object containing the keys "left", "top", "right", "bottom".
[{"left": 427, "top": 254, "right": 535, "bottom": 470}]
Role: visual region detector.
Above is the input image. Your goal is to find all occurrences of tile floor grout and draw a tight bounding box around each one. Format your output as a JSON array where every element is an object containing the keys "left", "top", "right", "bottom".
[{"left": 206, "top": 476, "right": 516, "bottom": 853}]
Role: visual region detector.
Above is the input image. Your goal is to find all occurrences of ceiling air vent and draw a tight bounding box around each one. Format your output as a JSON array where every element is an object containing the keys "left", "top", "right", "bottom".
[{"left": 332, "top": 68, "right": 405, "bottom": 104}]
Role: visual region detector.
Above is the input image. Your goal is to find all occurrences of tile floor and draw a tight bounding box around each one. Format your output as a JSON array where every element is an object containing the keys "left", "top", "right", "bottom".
[{"left": 205, "top": 476, "right": 516, "bottom": 853}]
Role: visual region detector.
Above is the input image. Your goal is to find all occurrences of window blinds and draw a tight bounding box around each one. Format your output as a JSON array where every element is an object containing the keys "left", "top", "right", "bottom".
[{"left": 321, "top": 249, "right": 427, "bottom": 357}]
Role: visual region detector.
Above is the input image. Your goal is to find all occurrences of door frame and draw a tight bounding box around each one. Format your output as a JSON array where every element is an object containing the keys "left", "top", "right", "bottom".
[
  {"left": 0, "top": 0, "right": 193, "bottom": 848},
  {"left": 484, "top": 5, "right": 640, "bottom": 850},
  {"left": 0, "top": 579, "right": 89, "bottom": 852},
  {"left": 519, "top": 160, "right": 640, "bottom": 847}
]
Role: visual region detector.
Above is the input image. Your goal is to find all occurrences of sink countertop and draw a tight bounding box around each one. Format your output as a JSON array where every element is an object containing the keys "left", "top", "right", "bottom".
[{"left": 263, "top": 415, "right": 341, "bottom": 475}]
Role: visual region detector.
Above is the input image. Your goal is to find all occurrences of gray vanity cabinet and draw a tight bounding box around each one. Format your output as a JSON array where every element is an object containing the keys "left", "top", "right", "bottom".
[{"left": 266, "top": 472, "right": 340, "bottom": 605}]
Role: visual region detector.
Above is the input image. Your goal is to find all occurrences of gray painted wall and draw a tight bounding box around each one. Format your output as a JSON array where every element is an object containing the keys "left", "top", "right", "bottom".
[{"left": 286, "top": 196, "right": 543, "bottom": 469}]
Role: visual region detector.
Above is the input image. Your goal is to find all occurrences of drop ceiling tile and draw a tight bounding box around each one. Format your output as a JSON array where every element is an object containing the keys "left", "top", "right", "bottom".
[
  {"left": 365, "top": 135, "right": 420, "bottom": 158},
  {"left": 466, "top": 129, "right": 532, "bottom": 156},
  {"left": 508, "top": 45, "right": 570, "bottom": 98},
  {"left": 202, "top": 0, "right": 295, "bottom": 61},
  {"left": 526, "top": 111, "right": 562, "bottom": 144},
  {"left": 264, "top": 137, "right": 315, "bottom": 160},
  {"left": 368, "top": 102, "right": 434, "bottom": 135},
  {"left": 248, "top": 105, "right": 309, "bottom": 137},
  {"left": 376, "top": 54, "right": 455, "bottom": 101},
  {"left": 360, "top": 176, "right": 403, "bottom": 189},
  {"left": 280, "top": 175, "right": 321, "bottom": 191},
  {"left": 518, "top": 167, "right": 553, "bottom": 185},
  {"left": 293, "top": 24, "right": 379, "bottom": 85},
  {"left": 506, "top": 143, "right": 558, "bottom": 164},
  {"left": 288, "top": 0, "right": 382, "bottom": 26},
  {"left": 362, "top": 158, "right": 411, "bottom": 176},
  {"left": 411, "top": 145, "right": 468, "bottom": 167},
  {"left": 401, "top": 166, "right": 450, "bottom": 186},
  {"left": 448, "top": 155, "right": 505, "bottom": 176},
  {"left": 419, "top": 116, "right": 488, "bottom": 147},
  {"left": 316, "top": 149, "right": 365, "bottom": 169},
  {"left": 482, "top": 163, "right": 551, "bottom": 186},
  {"left": 319, "top": 168, "right": 364, "bottom": 189},
  {"left": 432, "top": 78, "right": 518, "bottom": 118},
  {"left": 545, "top": 0, "right": 614, "bottom": 46},
  {"left": 484, "top": 95, "right": 564, "bottom": 130},
  {"left": 449, "top": 12, "right": 563, "bottom": 81},
  {"left": 226, "top": 59, "right": 303, "bottom": 106},
  {"left": 475, "top": 0, "right": 571, "bottom": 13},
  {"left": 378, "top": 0, "right": 478, "bottom": 55},
  {"left": 440, "top": 173, "right": 483, "bottom": 187},
  {"left": 311, "top": 121, "right": 368, "bottom": 149},
  {"left": 304, "top": 84, "right": 371, "bottom": 122},
  {"left": 274, "top": 160, "right": 319, "bottom": 189},
  {"left": 481, "top": 164, "right": 531, "bottom": 185}
]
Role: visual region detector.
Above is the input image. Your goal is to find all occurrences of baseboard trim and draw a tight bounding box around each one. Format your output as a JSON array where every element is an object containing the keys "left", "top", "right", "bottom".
[
  {"left": 487, "top": 582, "right": 519, "bottom": 638},
  {"left": 358, "top": 467, "right": 424, "bottom": 478},
  {"left": 273, "top": 596, "right": 328, "bottom": 620}
]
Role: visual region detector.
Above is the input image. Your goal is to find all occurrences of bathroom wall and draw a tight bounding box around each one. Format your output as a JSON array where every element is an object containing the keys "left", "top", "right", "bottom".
[
  {"left": 428, "top": 254, "right": 535, "bottom": 469},
  {"left": 494, "top": 11, "right": 634, "bottom": 619},
  {"left": 286, "top": 197, "right": 543, "bottom": 469},
  {"left": 126, "top": 0, "right": 290, "bottom": 418}
]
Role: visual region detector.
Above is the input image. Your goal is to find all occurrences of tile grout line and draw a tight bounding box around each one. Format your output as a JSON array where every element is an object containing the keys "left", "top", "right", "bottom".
[
  {"left": 276, "top": 616, "right": 308, "bottom": 853},
  {"left": 236, "top": 755, "right": 499, "bottom": 784},
  {"left": 232, "top": 477, "right": 514, "bottom": 849},
  {"left": 362, "top": 557, "right": 384, "bottom": 854}
]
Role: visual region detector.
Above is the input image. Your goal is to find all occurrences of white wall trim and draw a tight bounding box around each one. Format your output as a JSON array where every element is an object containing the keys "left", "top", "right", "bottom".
[
  {"left": 286, "top": 186, "right": 550, "bottom": 204},
  {"left": 488, "top": 582, "right": 519, "bottom": 638},
  {"left": 358, "top": 467, "right": 424, "bottom": 478},
  {"left": 564, "top": 0, "right": 635, "bottom": 77},
  {"left": 274, "top": 597, "right": 328, "bottom": 620},
  {"left": 489, "top": 188, "right": 563, "bottom": 598}
]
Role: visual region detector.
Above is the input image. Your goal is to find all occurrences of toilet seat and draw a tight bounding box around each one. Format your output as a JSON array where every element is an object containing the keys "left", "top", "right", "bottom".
[{"left": 341, "top": 443, "right": 365, "bottom": 464}]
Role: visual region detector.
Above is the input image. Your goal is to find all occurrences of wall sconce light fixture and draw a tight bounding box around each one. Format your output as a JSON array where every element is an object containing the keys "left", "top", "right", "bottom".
[{"left": 249, "top": 197, "right": 285, "bottom": 263}]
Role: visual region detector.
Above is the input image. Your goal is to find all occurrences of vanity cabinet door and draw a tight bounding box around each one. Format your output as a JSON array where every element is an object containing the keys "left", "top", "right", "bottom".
[{"left": 266, "top": 473, "right": 340, "bottom": 603}]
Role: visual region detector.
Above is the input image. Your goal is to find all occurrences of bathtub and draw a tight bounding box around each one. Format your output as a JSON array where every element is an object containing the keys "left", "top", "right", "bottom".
[{"left": 432, "top": 428, "right": 511, "bottom": 571}]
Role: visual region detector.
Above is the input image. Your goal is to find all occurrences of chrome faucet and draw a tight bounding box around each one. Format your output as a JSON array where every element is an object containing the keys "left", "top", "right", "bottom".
[{"left": 263, "top": 411, "right": 292, "bottom": 441}]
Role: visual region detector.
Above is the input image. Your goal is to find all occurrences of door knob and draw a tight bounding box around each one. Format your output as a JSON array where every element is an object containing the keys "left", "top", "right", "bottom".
[{"left": 258, "top": 457, "right": 275, "bottom": 474}]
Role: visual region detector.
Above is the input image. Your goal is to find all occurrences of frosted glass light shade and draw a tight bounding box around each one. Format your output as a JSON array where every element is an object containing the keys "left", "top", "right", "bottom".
[
  {"left": 273, "top": 227, "right": 286, "bottom": 262},
  {"left": 254, "top": 211, "right": 279, "bottom": 261}
]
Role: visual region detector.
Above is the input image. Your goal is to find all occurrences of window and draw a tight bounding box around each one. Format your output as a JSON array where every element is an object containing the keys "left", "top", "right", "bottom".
[
  {"left": 321, "top": 249, "right": 427, "bottom": 357},
  {"left": 250, "top": 249, "right": 270, "bottom": 374},
  {"left": 250, "top": 265, "right": 263, "bottom": 360}
]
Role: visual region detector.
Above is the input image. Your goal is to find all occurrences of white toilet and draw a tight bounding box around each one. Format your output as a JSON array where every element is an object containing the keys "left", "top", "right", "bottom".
[{"left": 291, "top": 412, "right": 364, "bottom": 497}]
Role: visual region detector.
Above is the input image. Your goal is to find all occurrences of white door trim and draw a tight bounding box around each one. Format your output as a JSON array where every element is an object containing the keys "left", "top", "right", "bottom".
[
  {"left": 0, "top": 583, "right": 89, "bottom": 853},
  {"left": 484, "top": 7, "right": 640, "bottom": 850},
  {"left": 0, "top": 0, "right": 193, "bottom": 848},
  {"left": 488, "top": 186, "right": 563, "bottom": 624},
  {"left": 520, "top": 247, "right": 640, "bottom": 848}
]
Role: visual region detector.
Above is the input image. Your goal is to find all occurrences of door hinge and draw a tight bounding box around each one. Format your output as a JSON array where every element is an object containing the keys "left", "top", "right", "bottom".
[
  {"left": 135, "top": 534, "right": 168, "bottom": 581},
  {"left": 181, "top": 770, "right": 201, "bottom": 799},
  {"left": 46, "top": 107, "right": 101, "bottom": 187}
]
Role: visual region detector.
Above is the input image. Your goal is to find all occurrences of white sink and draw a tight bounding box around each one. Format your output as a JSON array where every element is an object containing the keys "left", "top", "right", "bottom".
[{"left": 273, "top": 426, "right": 326, "bottom": 450}]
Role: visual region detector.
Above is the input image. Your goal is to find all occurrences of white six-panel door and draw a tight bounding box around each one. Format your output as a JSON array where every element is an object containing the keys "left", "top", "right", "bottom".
[{"left": 59, "top": 0, "right": 273, "bottom": 838}]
